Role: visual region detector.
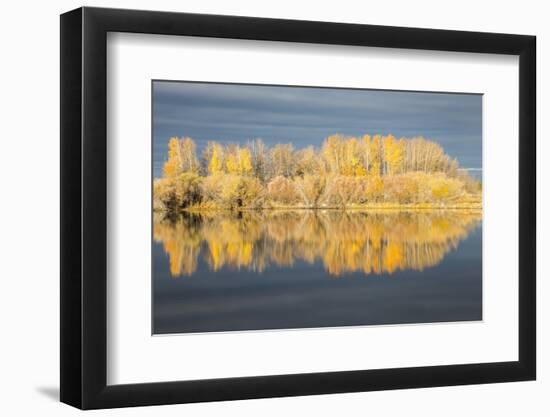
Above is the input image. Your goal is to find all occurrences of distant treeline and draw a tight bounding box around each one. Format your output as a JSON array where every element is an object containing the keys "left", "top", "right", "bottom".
[{"left": 154, "top": 134, "right": 482, "bottom": 211}]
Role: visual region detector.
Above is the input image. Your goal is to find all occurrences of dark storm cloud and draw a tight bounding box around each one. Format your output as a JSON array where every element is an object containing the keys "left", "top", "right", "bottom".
[{"left": 152, "top": 81, "right": 482, "bottom": 178}]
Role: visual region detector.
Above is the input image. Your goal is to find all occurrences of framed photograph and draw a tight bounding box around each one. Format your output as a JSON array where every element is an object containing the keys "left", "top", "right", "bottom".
[{"left": 60, "top": 6, "right": 536, "bottom": 409}]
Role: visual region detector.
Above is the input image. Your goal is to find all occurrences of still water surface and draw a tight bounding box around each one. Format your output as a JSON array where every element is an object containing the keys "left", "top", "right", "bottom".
[{"left": 153, "top": 210, "right": 482, "bottom": 334}]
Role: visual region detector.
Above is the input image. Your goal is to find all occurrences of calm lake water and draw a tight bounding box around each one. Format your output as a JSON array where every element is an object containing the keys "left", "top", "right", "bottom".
[{"left": 153, "top": 210, "right": 482, "bottom": 334}]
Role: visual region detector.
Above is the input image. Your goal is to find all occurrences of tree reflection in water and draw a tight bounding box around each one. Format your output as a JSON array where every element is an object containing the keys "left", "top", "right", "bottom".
[{"left": 153, "top": 210, "right": 481, "bottom": 278}]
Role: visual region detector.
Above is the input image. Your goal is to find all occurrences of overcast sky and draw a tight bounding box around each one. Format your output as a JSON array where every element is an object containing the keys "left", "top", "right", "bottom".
[{"left": 152, "top": 81, "right": 482, "bottom": 178}]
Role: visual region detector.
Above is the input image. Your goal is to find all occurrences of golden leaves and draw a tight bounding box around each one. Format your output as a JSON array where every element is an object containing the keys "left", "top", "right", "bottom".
[
  {"left": 156, "top": 134, "right": 481, "bottom": 211},
  {"left": 163, "top": 137, "right": 199, "bottom": 177}
]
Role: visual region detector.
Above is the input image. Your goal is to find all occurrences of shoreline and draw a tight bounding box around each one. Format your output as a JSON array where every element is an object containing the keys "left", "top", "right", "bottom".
[{"left": 155, "top": 203, "right": 482, "bottom": 214}]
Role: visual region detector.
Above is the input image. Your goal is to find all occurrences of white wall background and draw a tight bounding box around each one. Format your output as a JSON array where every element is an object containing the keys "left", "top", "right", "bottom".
[{"left": 0, "top": 0, "right": 545, "bottom": 415}]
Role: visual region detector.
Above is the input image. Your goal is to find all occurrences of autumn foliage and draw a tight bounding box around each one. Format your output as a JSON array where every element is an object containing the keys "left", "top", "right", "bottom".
[{"left": 154, "top": 134, "right": 481, "bottom": 211}]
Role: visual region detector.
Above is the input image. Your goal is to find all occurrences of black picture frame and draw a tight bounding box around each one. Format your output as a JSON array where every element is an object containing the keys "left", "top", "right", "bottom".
[{"left": 60, "top": 6, "right": 536, "bottom": 410}]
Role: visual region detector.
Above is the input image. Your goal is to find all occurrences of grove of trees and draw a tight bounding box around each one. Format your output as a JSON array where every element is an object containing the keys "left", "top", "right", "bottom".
[{"left": 153, "top": 134, "right": 482, "bottom": 211}]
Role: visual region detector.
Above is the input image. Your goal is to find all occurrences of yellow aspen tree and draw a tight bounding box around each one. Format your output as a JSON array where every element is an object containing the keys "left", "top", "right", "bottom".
[
  {"left": 383, "top": 135, "right": 404, "bottom": 175},
  {"left": 370, "top": 135, "right": 382, "bottom": 177},
  {"left": 163, "top": 137, "right": 199, "bottom": 177},
  {"left": 361, "top": 134, "right": 372, "bottom": 174},
  {"left": 397, "top": 138, "right": 407, "bottom": 174},
  {"left": 237, "top": 147, "right": 253, "bottom": 175},
  {"left": 163, "top": 137, "right": 182, "bottom": 178},
  {"left": 342, "top": 137, "right": 354, "bottom": 176},
  {"left": 250, "top": 138, "right": 268, "bottom": 180},
  {"left": 224, "top": 144, "right": 240, "bottom": 174},
  {"left": 270, "top": 144, "right": 295, "bottom": 177},
  {"left": 225, "top": 153, "right": 239, "bottom": 174},
  {"left": 179, "top": 137, "right": 200, "bottom": 173},
  {"left": 208, "top": 143, "right": 224, "bottom": 175},
  {"left": 350, "top": 137, "right": 368, "bottom": 176},
  {"left": 342, "top": 137, "right": 365, "bottom": 176},
  {"left": 295, "top": 146, "right": 320, "bottom": 177},
  {"left": 322, "top": 134, "right": 344, "bottom": 175}
]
